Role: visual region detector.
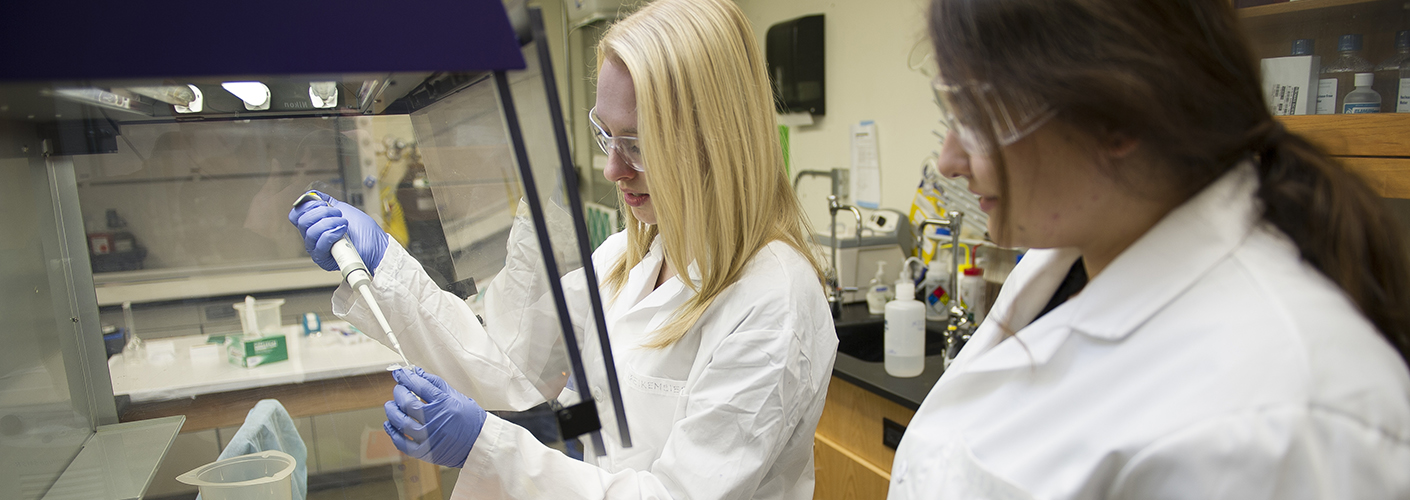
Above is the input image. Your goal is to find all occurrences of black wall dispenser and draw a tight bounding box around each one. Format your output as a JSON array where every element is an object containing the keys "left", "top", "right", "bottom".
[{"left": 767, "top": 14, "right": 825, "bottom": 116}]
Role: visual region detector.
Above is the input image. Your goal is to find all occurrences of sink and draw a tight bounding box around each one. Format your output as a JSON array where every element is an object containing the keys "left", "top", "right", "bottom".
[{"left": 833, "top": 303, "right": 948, "bottom": 362}]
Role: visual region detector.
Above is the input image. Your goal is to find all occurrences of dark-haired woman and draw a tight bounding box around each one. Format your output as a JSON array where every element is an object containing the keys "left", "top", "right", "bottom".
[{"left": 892, "top": 0, "right": 1410, "bottom": 497}]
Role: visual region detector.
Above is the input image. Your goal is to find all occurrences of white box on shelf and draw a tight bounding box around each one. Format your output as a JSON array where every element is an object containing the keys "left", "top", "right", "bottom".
[{"left": 1261, "top": 55, "right": 1321, "bottom": 115}]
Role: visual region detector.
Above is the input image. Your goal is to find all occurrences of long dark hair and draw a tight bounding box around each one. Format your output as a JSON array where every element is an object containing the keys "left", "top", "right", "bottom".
[{"left": 929, "top": 0, "right": 1410, "bottom": 363}]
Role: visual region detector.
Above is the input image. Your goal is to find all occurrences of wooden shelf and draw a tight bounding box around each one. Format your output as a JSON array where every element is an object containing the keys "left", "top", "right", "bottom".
[
  {"left": 1237, "top": 0, "right": 1408, "bottom": 59},
  {"left": 121, "top": 371, "right": 395, "bottom": 432},
  {"left": 1238, "top": 0, "right": 1401, "bottom": 20},
  {"left": 1341, "top": 157, "right": 1410, "bottom": 198},
  {"left": 1275, "top": 115, "right": 1410, "bottom": 198},
  {"left": 1279, "top": 114, "right": 1410, "bottom": 157}
]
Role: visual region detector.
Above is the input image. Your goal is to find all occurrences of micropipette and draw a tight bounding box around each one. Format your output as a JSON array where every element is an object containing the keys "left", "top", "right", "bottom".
[{"left": 294, "top": 191, "right": 412, "bottom": 369}]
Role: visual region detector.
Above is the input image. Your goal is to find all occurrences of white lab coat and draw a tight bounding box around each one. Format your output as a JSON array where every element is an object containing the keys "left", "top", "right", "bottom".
[
  {"left": 334, "top": 211, "right": 837, "bottom": 500},
  {"left": 890, "top": 164, "right": 1410, "bottom": 499}
]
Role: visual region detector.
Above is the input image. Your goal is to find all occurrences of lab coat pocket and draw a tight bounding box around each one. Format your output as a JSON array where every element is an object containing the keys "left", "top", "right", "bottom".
[{"left": 897, "top": 438, "right": 1035, "bottom": 500}]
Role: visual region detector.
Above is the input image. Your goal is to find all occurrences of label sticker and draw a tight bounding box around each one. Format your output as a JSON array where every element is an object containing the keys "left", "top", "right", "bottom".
[{"left": 1316, "top": 79, "right": 1337, "bottom": 115}]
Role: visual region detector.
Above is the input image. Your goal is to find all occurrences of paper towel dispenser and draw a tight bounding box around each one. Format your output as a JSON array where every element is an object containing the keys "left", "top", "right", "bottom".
[{"left": 767, "top": 14, "right": 825, "bottom": 116}]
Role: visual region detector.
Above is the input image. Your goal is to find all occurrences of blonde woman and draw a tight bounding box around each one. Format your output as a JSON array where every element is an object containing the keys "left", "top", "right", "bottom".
[{"left": 288, "top": 0, "right": 837, "bottom": 498}]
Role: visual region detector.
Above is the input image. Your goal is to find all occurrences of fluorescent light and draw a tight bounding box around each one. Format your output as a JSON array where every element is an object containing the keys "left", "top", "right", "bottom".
[
  {"left": 221, "top": 81, "right": 270, "bottom": 110},
  {"left": 174, "top": 85, "right": 203, "bottom": 113},
  {"left": 309, "top": 82, "right": 337, "bottom": 109}
]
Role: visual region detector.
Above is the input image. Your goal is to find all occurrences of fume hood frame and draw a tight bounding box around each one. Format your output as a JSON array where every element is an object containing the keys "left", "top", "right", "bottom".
[{"left": 0, "top": 1, "right": 631, "bottom": 496}]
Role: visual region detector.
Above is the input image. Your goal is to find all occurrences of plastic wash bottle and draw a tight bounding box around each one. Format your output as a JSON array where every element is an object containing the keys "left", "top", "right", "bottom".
[{"left": 885, "top": 281, "right": 926, "bottom": 378}]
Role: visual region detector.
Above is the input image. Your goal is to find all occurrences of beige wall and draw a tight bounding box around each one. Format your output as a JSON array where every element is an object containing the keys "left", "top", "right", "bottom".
[
  {"left": 735, "top": 0, "right": 942, "bottom": 231},
  {"left": 536, "top": 0, "right": 945, "bottom": 229}
]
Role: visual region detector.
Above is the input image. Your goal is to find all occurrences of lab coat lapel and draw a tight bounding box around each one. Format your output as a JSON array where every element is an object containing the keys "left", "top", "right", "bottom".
[
  {"left": 647, "top": 261, "right": 701, "bottom": 326},
  {"left": 953, "top": 163, "right": 1261, "bottom": 375},
  {"left": 951, "top": 248, "right": 1082, "bottom": 375},
  {"left": 612, "top": 237, "right": 695, "bottom": 342},
  {"left": 618, "top": 238, "right": 665, "bottom": 312}
]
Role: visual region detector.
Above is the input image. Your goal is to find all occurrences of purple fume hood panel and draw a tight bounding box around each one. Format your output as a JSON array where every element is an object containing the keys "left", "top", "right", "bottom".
[{"left": 0, "top": 0, "right": 525, "bottom": 81}]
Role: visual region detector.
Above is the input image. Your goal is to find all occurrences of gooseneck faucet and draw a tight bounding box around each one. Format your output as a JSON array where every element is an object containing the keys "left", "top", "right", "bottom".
[
  {"left": 827, "top": 195, "right": 864, "bottom": 318},
  {"left": 917, "top": 212, "right": 964, "bottom": 314}
]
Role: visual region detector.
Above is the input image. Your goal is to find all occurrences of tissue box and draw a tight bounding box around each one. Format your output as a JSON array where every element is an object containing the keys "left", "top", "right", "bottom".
[
  {"left": 227, "top": 334, "right": 289, "bottom": 367},
  {"left": 1261, "top": 55, "right": 1320, "bottom": 116}
]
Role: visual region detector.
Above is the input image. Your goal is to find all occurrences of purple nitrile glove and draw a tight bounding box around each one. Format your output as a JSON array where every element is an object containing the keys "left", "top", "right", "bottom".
[
  {"left": 384, "top": 367, "right": 486, "bottom": 468},
  {"left": 288, "top": 190, "right": 388, "bottom": 273}
]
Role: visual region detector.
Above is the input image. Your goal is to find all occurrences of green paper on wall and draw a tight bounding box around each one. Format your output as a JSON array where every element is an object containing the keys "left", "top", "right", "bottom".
[{"left": 779, "top": 125, "right": 791, "bottom": 177}]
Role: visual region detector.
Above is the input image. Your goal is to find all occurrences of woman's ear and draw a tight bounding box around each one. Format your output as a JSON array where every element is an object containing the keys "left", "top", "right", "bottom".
[{"left": 1103, "top": 132, "right": 1140, "bottom": 160}]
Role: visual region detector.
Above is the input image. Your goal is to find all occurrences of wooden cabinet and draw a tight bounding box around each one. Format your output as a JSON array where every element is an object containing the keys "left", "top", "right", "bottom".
[
  {"left": 1237, "top": 0, "right": 1410, "bottom": 198},
  {"left": 1280, "top": 114, "right": 1410, "bottom": 197},
  {"left": 813, "top": 376, "right": 917, "bottom": 500}
]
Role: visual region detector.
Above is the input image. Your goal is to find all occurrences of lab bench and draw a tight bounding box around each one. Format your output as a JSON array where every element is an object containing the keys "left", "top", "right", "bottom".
[
  {"left": 109, "top": 322, "right": 401, "bottom": 403},
  {"left": 109, "top": 323, "right": 444, "bottom": 498},
  {"left": 815, "top": 303, "right": 948, "bottom": 500},
  {"left": 113, "top": 303, "right": 942, "bottom": 500}
]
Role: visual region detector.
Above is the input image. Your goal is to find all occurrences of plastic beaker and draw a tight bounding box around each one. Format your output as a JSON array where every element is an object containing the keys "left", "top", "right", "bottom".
[
  {"left": 176, "top": 450, "right": 296, "bottom": 500},
  {"left": 232, "top": 298, "right": 286, "bottom": 336}
]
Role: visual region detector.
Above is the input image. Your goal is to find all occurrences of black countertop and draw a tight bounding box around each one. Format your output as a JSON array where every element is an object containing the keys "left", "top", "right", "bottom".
[{"left": 830, "top": 302, "right": 947, "bottom": 411}]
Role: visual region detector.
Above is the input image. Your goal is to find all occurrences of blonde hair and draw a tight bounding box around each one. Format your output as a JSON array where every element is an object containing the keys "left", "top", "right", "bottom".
[{"left": 597, "top": 0, "right": 825, "bottom": 348}]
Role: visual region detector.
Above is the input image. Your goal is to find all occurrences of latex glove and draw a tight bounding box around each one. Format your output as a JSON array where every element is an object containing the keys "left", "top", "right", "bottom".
[
  {"left": 384, "top": 367, "right": 487, "bottom": 468},
  {"left": 287, "top": 190, "right": 389, "bottom": 273}
]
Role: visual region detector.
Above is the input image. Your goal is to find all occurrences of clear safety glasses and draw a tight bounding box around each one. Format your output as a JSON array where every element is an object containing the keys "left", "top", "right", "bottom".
[
  {"left": 932, "top": 80, "right": 1056, "bottom": 155},
  {"left": 588, "top": 107, "right": 645, "bottom": 172}
]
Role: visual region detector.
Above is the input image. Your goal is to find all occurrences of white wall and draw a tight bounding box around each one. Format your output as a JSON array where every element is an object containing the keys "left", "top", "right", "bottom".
[{"left": 734, "top": 0, "right": 942, "bottom": 232}]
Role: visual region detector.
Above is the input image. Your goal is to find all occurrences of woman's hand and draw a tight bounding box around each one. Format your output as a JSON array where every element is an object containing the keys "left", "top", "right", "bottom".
[
  {"left": 288, "top": 190, "right": 389, "bottom": 272},
  {"left": 383, "top": 367, "right": 487, "bottom": 468}
]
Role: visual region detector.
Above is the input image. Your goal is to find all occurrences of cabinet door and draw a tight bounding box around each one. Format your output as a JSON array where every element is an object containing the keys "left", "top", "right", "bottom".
[
  {"left": 812, "top": 376, "right": 919, "bottom": 499},
  {"left": 815, "top": 376, "right": 916, "bottom": 472},
  {"left": 814, "top": 435, "right": 891, "bottom": 500}
]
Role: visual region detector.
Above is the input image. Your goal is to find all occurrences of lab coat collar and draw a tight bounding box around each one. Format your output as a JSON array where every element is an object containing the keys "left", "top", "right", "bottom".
[
  {"left": 1068, "top": 162, "right": 1260, "bottom": 341},
  {"left": 639, "top": 236, "right": 703, "bottom": 284},
  {"left": 618, "top": 236, "right": 702, "bottom": 328},
  {"left": 960, "top": 163, "right": 1261, "bottom": 373},
  {"left": 620, "top": 237, "right": 667, "bottom": 309}
]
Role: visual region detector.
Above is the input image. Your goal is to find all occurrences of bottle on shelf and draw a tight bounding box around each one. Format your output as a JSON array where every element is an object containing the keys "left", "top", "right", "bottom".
[
  {"left": 866, "top": 260, "right": 891, "bottom": 315},
  {"left": 884, "top": 280, "right": 926, "bottom": 378},
  {"left": 1318, "top": 34, "right": 1374, "bottom": 114},
  {"left": 1292, "top": 38, "right": 1314, "bottom": 57},
  {"left": 1402, "top": 56, "right": 1410, "bottom": 113},
  {"left": 1373, "top": 31, "right": 1409, "bottom": 112},
  {"left": 1344, "top": 73, "right": 1382, "bottom": 114}
]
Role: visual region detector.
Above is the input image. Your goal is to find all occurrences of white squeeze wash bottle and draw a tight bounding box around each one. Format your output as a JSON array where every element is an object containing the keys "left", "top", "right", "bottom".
[{"left": 885, "top": 280, "right": 926, "bottom": 378}]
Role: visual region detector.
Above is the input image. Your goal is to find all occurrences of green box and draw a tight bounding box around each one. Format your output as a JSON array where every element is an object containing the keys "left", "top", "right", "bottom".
[{"left": 227, "top": 334, "right": 288, "bottom": 367}]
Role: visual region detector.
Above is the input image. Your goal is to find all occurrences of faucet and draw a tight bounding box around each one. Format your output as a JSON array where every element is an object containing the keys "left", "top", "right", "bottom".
[
  {"left": 827, "top": 195, "right": 864, "bottom": 318},
  {"left": 792, "top": 168, "right": 849, "bottom": 201},
  {"left": 793, "top": 168, "right": 860, "bottom": 318}
]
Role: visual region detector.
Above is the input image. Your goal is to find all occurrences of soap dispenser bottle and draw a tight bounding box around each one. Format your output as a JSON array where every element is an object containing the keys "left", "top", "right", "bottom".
[
  {"left": 885, "top": 280, "right": 926, "bottom": 378},
  {"left": 866, "top": 261, "right": 891, "bottom": 315}
]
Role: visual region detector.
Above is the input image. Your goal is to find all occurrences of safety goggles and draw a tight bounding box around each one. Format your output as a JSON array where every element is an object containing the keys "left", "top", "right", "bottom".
[
  {"left": 588, "top": 107, "right": 645, "bottom": 172},
  {"left": 932, "top": 80, "right": 1056, "bottom": 155}
]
